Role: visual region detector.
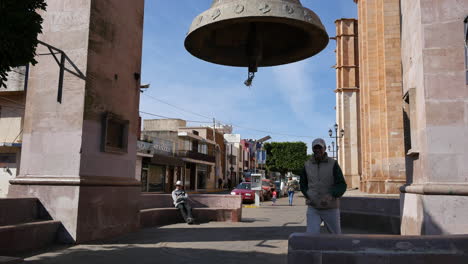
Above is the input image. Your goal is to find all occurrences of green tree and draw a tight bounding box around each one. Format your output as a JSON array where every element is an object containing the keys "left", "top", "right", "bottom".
[
  {"left": 264, "top": 142, "right": 308, "bottom": 175},
  {"left": 0, "top": 0, "right": 47, "bottom": 88}
]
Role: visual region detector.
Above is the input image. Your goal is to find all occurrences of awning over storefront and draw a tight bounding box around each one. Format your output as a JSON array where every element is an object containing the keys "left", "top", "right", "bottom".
[
  {"left": 180, "top": 157, "right": 215, "bottom": 166},
  {"left": 150, "top": 153, "right": 184, "bottom": 167}
]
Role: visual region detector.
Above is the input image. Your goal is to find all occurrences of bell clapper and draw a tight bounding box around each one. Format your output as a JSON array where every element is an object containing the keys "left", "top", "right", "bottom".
[
  {"left": 244, "top": 71, "right": 255, "bottom": 87},
  {"left": 245, "top": 23, "right": 262, "bottom": 87}
]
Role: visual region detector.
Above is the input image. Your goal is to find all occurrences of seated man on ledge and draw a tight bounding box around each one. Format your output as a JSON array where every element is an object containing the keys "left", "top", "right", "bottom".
[{"left": 172, "top": 180, "right": 195, "bottom": 224}]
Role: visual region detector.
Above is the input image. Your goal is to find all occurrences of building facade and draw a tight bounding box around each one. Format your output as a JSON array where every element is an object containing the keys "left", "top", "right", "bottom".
[
  {"left": 143, "top": 119, "right": 222, "bottom": 192},
  {"left": 224, "top": 134, "right": 241, "bottom": 188},
  {"left": 353, "top": 0, "right": 407, "bottom": 194},
  {"left": 136, "top": 136, "right": 184, "bottom": 193},
  {"left": 0, "top": 67, "right": 26, "bottom": 197},
  {"left": 334, "top": 18, "right": 361, "bottom": 189}
]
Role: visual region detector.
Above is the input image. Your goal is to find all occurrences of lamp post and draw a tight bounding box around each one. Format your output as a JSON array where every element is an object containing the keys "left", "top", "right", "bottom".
[
  {"left": 328, "top": 123, "right": 344, "bottom": 162},
  {"left": 230, "top": 143, "right": 234, "bottom": 186},
  {"left": 327, "top": 143, "right": 336, "bottom": 159}
]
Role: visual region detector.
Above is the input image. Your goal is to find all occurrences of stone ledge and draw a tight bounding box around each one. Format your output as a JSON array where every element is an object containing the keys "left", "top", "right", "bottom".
[
  {"left": 140, "top": 207, "right": 241, "bottom": 227},
  {"left": 288, "top": 233, "right": 468, "bottom": 264},
  {"left": 0, "top": 220, "right": 61, "bottom": 256},
  {"left": 0, "top": 256, "right": 23, "bottom": 264}
]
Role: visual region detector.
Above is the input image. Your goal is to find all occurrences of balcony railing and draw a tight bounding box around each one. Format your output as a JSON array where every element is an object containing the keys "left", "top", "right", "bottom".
[{"left": 178, "top": 150, "right": 215, "bottom": 163}]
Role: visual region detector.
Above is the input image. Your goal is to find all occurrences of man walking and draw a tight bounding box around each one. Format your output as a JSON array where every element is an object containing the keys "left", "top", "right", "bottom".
[
  {"left": 300, "top": 138, "right": 347, "bottom": 234},
  {"left": 286, "top": 176, "right": 297, "bottom": 206},
  {"left": 172, "top": 181, "right": 195, "bottom": 224}
]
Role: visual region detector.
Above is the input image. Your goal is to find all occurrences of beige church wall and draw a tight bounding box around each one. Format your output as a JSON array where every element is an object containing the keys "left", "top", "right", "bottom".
[{"left": 355, "top": 0, "right": 406, "bottom": 194}]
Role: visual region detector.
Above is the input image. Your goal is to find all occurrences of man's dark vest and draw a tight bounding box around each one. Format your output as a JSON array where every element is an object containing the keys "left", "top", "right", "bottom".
[{"left": 305, "top": 157, "right": 339, "bottom": 209}]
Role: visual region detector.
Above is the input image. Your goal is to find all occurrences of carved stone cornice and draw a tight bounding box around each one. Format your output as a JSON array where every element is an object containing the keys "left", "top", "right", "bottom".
[
  {"left": 400, "top": 183, "right": 468, "bottom": 196},
  {"left": 335, "top": 87, "right": 360, "bottom": 93}
]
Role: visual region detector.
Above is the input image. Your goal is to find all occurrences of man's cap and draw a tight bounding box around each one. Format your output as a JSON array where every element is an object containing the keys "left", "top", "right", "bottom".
[
  {"left": 312, "top": 138, "right": 326, "bottom": 149},
  {"left": 176, "top": 180, "right": 183, "bottom": 186}
]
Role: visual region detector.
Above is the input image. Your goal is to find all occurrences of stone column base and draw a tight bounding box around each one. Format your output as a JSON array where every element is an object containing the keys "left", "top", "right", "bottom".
[
  {"left": 344, "top": 174, "right": 361, "bottom": 189},
  {"left": 401, "top": 184, "right": 468, "bottom": 235},
  {"left": 8, "top": 176, "right": 141, "bottom": 243},
  {"left": 360, "top": 179, "right": 406, "bottom": 194}
]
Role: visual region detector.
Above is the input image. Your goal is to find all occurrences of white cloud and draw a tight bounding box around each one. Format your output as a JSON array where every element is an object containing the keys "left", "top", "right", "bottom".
[{"left": 271, "top": 60, "right": 317, "bottom": 123}]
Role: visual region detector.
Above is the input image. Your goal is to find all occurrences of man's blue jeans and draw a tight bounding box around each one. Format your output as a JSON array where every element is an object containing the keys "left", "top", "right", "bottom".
[
  {"left": 306, "top": 206, "right": 341, "bottom": 234},
  {"left": 288, "top": 191, "right": 295, "bottom": 205}
]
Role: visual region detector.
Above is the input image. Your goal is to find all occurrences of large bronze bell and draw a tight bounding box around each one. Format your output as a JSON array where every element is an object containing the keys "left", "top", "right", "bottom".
[{"left": 185, "top": 0, "right": 329, "bottom": 86}]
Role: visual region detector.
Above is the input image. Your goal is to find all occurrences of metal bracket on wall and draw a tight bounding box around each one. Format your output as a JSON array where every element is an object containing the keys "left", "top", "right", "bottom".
[{"left": 37, "top": 40, "right": 86, "bottom": 103}]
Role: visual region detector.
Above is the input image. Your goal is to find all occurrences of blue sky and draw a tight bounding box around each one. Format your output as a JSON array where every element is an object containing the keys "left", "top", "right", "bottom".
[{"left": 140, "top": 0, "right": 357, "bottom": 152}]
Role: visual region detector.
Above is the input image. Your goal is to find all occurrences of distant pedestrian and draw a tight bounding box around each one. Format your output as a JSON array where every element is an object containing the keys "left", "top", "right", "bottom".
[
  {"left": 228, "top": 178, "right": 232, "bottom": 189},
  {"left": 218, "top": 178, "right": 223, "bottom": 189},
  {"left": 286, "top": 176, "right": 297, "bottom": 206},
  {"left": 300, "top": 138, "right": 347, "bottom": 234},
  {"left": 172, "top": 181, "right": 195, "bottom": 224},
  {"left": 271, "top": 190, "right": 277, "bottom": 206}
]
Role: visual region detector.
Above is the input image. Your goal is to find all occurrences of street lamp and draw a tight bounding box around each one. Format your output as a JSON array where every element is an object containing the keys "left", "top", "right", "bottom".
[
  {"left": 328, "top": 123, "right": 344, "bottom": 162},
  {"left": 327, "top": 143, "right": 336, "bottom": 159}
]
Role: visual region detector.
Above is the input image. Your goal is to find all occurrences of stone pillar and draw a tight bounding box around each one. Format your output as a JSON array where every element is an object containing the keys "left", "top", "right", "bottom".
[
  {"left": 400, "top": 0, "right": 468, "bottom": 235},
  {"left": 8, "top": 0, "right": 144, "bottom": 243},
  {"left": 334, "top": 19, "right": 361, "bottom": 189},
  {"left": 354, "top": 0, "right": 406, "bottom": 194}
]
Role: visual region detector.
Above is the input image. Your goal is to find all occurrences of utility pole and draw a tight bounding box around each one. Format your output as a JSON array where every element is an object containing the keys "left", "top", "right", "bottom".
[{"left": 212, "top": 118, "right": 216, "bottom": 139}]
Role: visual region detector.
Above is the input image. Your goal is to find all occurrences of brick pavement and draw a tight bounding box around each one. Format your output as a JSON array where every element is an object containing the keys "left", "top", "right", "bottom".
[{"left": 22, "top": 193, "right": 372, "bottom": 264}]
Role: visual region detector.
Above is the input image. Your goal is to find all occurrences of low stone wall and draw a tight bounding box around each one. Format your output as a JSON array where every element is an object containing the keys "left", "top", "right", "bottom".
[
  {"left": 340, "top": 196, "right": 400, "bottom": 234},
  {"left": 0, "top": 198, "right": 38, "bottom": 226},
  {"left": 139, "top": 194, "right": 242, "bottom": 227},
  {"left": 288, "top": 233, "right": 468, "bottom": 264}
]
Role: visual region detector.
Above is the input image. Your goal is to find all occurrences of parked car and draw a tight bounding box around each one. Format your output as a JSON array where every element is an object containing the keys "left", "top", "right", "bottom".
[
  {"left": 231, "top": 182, "right": 256, "bottom": 203},
  {"left": 274, "top": 180, "right": 287, "bottom": 197},
  {"left": 261, "top": 179, "right": 274, "bottom": 200}
]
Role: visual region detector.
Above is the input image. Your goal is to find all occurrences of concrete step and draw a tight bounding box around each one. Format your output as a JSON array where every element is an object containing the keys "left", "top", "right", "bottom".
[
  {"left": 0, "top": 256, "right": 23, "bottom": 264},
  {"left": 0, "top": 220, "right": 61, "bottom": 256},
  {"left": 0, "top": 198, "right": 41, "bottom": 226}
]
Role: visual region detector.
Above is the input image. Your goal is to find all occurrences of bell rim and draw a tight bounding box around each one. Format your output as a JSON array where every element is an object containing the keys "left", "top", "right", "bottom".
[{"left": 184, "top": 16, "right": 329, "bottom": 67}]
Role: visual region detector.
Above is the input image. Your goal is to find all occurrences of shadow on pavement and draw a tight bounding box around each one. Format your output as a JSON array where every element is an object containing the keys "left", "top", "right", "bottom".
[
  {"left": 26, "top": 246, "right": 286, "bottom": 264},
  {"left": 86, "top": 225, "right": 306, "bottom": 245}
]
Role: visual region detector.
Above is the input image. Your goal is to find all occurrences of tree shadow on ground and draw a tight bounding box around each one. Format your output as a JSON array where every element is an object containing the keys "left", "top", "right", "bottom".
[{"left": 26, "top": 246, "right": 286, "bottom": 264}]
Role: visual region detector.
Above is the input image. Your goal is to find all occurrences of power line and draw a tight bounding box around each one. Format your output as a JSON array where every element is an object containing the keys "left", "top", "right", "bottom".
[
  {"left": 142, "top": 93, "right": 213, "bottom": 120},
  {"left": 139, "top": 110, "right": 318, "bottom": 139},
  {"left": 141, "top": 94, "right": 320, "bottom": 138},
  {"left": 0, "top": 96, "right": 25, "bottom": 108},
  {"left": 139, "top": 111, "right": 211, "bottom": 124}
]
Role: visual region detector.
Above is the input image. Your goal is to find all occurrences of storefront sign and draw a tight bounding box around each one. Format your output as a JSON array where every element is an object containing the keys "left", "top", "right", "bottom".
[
  {"left": 152, "top": 138, "right": 174, "bottom": 155},
  {"left": 138, "top": 138, "right": 174, "bottom": 156},
  {"left": 137, "top": 141, "right": 154, "bottom": 155}
]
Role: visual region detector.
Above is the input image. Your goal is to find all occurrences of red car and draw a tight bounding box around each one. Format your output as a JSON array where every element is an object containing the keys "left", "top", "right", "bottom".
[{"left": 231, "top": 182, "right": 256, "bottom": 203}]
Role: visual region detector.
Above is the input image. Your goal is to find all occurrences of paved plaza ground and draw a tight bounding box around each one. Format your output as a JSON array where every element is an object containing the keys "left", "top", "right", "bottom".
[{"left": 22, "top": 193, "right": 377, "bottom": 264}]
